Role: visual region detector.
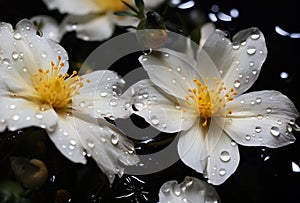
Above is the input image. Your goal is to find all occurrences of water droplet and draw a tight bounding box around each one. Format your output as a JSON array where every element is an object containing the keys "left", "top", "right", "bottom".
[
  {"left": 245, "top": 134, "right": 251, "bottom": 141},
  {"left": 40, "top": 103, "right": 51, "bottom": 111},
  {"left": 177, "top": 67, "right": 181, "bottom": 72},
  {"left": 232, "top": 43, "right": 240, "bottom": 50},
  {"left": 69, "top": 145, "right": 75, "bottom": 150},
  {"left": 172, "top": 79, "right": 176, "bottom": 84},
  {"left": 250, "top": 29, "right": 260, "bottom": 39},
  {"left": 100, "top": 92, "right": 107, "bottom": 97},
  {"left": 9, "top": 104, "right": 16, "bottom": 110},
  {"left": 12, "top": 114, "right": 20, "bottom": 121},
  {"left": 22, "top": 67, "right": 27, "bottom": 72},
  {"left": 70, "top": 139, "right": 76, "bottom": 145},
  {"left": 233, "top": 80, "right": 241, "bottom": 88},
  {"left": 252, "top": 70, "right": 257, "bottom": 75},
  {"left": 255, "top": 126, "right": 262, "bottom": 133},
  {"left": 109, "top": 99, "right": 117, "bottom": 106},
  {"left": 247, "top": 47, "right": 256, "bottom": 55},
  {"left": 249, "top": 61, "right": 254, "bottom": 67},
  {"left": 220, "top": 151, "right": 231, "bottom": 162},
  {"left": 219, "top": 168, "right": 226, "bottom": 176},
  {"left": 238, "top": 73, "right": 243, "bottom": 78},
  {"left": 151, "top": 117, "right": 159, "bottom": 125},
  {"left": 270, "top": 126, "right": 280, "bottom": 137},
  {"left": 266, "top": 107, "right": 272, "bottom": 113},
  {"left": 257, "top": 114, "right": 263, "bottom": 119},
  {"left": 41, "top": 52, "right": 47, "bottom": 58},
  {"left": 111, "top": 134, "right": 119, "bottom": 145},
  {"left": 141, "top": 56, "right": 148, "bottom": 61},
  {"left": 11, "top": 51, "right": 19, "bottom": 60},
  {"left": 231, "top": 140, "right": 237, "bottom": 146},
  {"left": 87, "top": 139, "right": 95, "bottom": 148},
  {"left": 174, "top": 185, "right": 181, "bottom": 196},
  {"left": 35, "top": 113, "right": 43, "bottom": 119},
  {"left": 256, "top": 97, "right": 262, "bottom": 104},
  {"left": 2, "top": 58, "right": 10, "bottom": 65},
  {"left": 13, "top": 32, "right": 22, "bottom": 40},
  {"left": 161, "top": 185, "right": 170, "bottom": 193},
  {"left": 79, "top": 101, "right": 86, "bottom": 108},
  {"left": 164, "top": 53, "right": 169, "bottom": 57}
]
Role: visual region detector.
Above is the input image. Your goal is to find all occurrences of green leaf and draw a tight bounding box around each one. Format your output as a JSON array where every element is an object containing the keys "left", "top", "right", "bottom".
[
  {"left": 121, "top": 0, "right": 139, "bottom": 14},
  {"left": 114, "top": 11, "right": 137, "bottom": 17},
  {"left": 190, "top": 26, "right": 201, "bottom": 45},
  {"left": 135, "top": 0, "right": 144, "bottom": 13}
]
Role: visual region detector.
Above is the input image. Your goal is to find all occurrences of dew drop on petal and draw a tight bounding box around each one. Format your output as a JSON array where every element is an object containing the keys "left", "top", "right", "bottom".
[
  {"left": 247, "top": 47, "right": 256, "bottom": 55},
  {"left": 255, "top": 97, "right": 262, "bottom": 104},
  {"left": 270, "top": 126, "right": 280, "bottom": 137},
  {"left": 245, "top": 134, "right": 251, "bottom": 141},
  {"left": 35, "top": 113, "right": 43, "bottom": 119},
  {"left": 13, "top": 32, "right": 22, "bottom": 40},
  {"left": 233, "top": 80, "right": 241, "bottom": 88},
  {"left": 257, "top": 114, "right": 263, "bottom": 119},
  {"left": 12, "top": 114, "right": 20, "bottom": 121},
  {"left": 255, "top": 126, "right": 262, "bottom": 133},
  {"left": 9, "top": 104, "right": 16, "bottom": 110},
  {"left": 219, "top": 168, "right": 226, "bottom": 176},
  {"left": 109, "top": 99, "right": 117, "bottom": 107},
  {"left": 111, "top": 134, "right": 119, "bottom": 145},
  {"left": 79, "top": 101, "right": 86, "bottom": 108},
  {"left": 11, "top": 51, "right": 19, "bottom": 60},
  {"left": 151, "top": 117, "right": 160, "bottom": 125},
  {"left": 87, "top": 139, "right": 95, "bottom": 149},
  {"left": 70, "top": 139, "right": 76, "bottom": 146},
  {"left": 220, "top": 151, "right": 231, "bottom": 162}
]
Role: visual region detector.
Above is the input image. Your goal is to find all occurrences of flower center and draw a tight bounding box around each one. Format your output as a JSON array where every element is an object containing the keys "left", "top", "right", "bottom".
[
  {"left": 31, "top": 56, "right": 87, "bottom": 108},
  {"left": 95, "top": 0, "right": 129, "bottom": 12},
  {"left": 184, "top": 77, "right": 238, "bottom": 127}
]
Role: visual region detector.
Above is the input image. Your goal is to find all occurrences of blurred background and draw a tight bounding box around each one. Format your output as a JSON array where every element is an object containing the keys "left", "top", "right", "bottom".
[{"left": 1, "top": 0, "right": 300, "bottom": 202}]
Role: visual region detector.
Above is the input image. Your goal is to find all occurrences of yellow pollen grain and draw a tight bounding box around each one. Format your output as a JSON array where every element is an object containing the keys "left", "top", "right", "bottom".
[
  {"left": 95, "top": 0, "right": 129, "bottom": 12},
  {"left": 184, "top": 77, "right": 238, "bottom": 127},
  {"left": 31, "top": 56, "right": 87, "bottom": 108}
]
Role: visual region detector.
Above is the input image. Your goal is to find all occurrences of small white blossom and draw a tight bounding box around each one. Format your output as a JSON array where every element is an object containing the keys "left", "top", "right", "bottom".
[
  {"left": 124, "top": 27, "right": 299, "bottom": 185},
  {"left": 0, "top": 19, "right": 139, "bottom": 183},
  {"left": 42, "top": 0, "right": 166, "bottom": 41}
]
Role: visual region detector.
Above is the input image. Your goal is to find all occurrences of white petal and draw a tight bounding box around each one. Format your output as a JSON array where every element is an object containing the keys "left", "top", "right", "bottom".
[
  {"left": 0, "top": 97, "right": 58, "bottom": 132},
  {"left": 30, "top": 15, "right": 65, "bottom": 42},
  {"left": 159, "top": 176, "right": 221, "bottom": 203},
  {"left": 205, "top": 132, "right": 240, "bottom": 185},
  {"left": 42, "top": 0, "right": 99, "bottom": 15},
  {"left": 123, "top": 79, "right": 197, "bottom": 133},
  {"left": 199, "top": 22, "right": 216, "bottom": 49},
  {"left": 200, "top": 27, "right": 267, "bottom": 94},
  {"left": 48, "top": 112, "right": 139, "bottom": 183},
  {"left": 177, "top": 121, "right": 207, "bottom": 173},
  {"left": 225, "top": 90, "right": 298, "bottom": 147},
  {"left": 73, "top": 113, "right": 139, "bottom": 183},
  {"left": 62, "top": 14, "right": 114, "bottom": 41},
  {"left": 0, "top": 19, "right": 69, "bottom": 92},
  {"left": 73, "top": 70, "right": 130, "bottom": 119},
  {"left": 139, "top": 48, "right": 200, "bottom": 100},
  {"left": 47, "top": 114, "right": 87, "bottom": 164}
]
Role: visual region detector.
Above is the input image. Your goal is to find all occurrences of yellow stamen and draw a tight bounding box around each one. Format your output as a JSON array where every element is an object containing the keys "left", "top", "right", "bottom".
[
  {"left": 185, "top": 77, "right": 238, "bottom": 127},
  {"left": 31, "top": 56, "right": 85, "bottom": 108},
  {"left": 95, "top": 0, "right": 129, "bottom": 12}
]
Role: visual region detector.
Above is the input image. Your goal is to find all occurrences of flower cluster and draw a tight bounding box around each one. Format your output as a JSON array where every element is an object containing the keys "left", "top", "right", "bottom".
[{"left": 0, "top": 0, "right": 299, "bottom": 202}]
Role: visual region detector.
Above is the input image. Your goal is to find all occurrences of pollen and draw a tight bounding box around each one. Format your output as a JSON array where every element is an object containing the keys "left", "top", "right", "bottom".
[
  {"left": 96, "top": 0, "right": 129, "bottom": 12},
  {"left": 31, "top": 56, "right": 84, "bottom": 108},
  {"left": 185, "top": 77, "right": 238, "bottom": 127}
]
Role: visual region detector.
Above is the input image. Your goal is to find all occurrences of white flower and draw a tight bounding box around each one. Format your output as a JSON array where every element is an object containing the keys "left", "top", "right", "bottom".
[
  {"left": 42, "top": 0, "right": 166, "bottom": 41},
  {"left": 0, "top": 19, "right": 139, "bottom": 183},
  {"left": 125, "top": 27, "right": 299, "bottom": 185},
  {"left": 159, "top": 176, "right": 221, "bottom": 203}
]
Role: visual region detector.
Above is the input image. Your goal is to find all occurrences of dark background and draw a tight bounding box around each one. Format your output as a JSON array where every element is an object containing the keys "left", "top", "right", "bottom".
[{"left": 1, "top": 0, "right": 300, "bottom": 202}]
